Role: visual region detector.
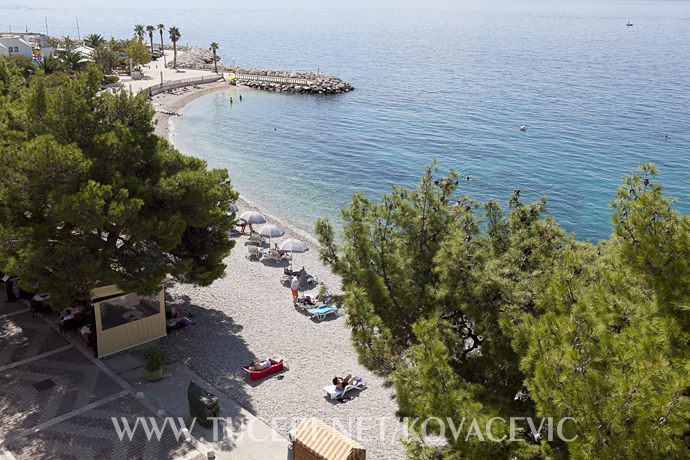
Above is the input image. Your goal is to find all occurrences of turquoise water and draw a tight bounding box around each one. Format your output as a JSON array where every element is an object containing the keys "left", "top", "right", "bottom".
[{"left": 5, "top": 2, "right": 690, "bottom": 240}]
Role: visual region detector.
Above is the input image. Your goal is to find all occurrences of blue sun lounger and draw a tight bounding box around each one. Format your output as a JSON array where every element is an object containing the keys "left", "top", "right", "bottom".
[{"left": 307, "top": 305, "right": 338, "bottom": 321}]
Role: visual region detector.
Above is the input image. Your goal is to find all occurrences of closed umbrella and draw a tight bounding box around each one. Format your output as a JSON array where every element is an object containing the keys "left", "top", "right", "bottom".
[
  {"left": 279, "top": 238, "right": 309, "bottom": 270},
  {"left": 258, "top": 223, "right": 285, "bottom": 247}
]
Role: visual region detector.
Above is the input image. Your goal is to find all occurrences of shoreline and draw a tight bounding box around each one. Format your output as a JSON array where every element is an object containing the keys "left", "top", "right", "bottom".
[
  {"left": 151, "top": 81, "right": 407, "bottom": 459},
  {"left": 152, "top": 83, "right": 323, "bottom": 247}
]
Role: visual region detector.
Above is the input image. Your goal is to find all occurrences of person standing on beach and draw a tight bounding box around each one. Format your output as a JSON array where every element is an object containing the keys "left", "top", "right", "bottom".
[
  {"left": 239, "top": 94, "right": 243, "bottom": 101},
  {"left": 290, "top": 276, "right": 300, "bottom": 305}
]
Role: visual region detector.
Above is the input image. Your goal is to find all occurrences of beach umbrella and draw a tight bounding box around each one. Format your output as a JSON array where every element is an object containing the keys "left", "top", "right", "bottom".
[
  {"left": 257, "top": 223, "right": 285, "bottom": 246},
  {"left": 228, "top": 202, "right": 239, "bottom": 213},
  {"left": 279, "top": 238, "right": 309, "bottom": 269},
  {"left": 239, "top": 211, "right": 266, "bottom": 225}
]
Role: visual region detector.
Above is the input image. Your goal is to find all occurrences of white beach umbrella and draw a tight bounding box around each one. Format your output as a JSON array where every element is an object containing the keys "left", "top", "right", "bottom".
[
  {"left": 239, "top": 211, "right": 266, "bottom": 225},
  {"left": 258, "top": 223, "right": 285, "bottom": 246},
  {"left": 228, "top": 202, "right": 239, "bottom": 213},
  {"left": 279, "top": 238, "right": 309, "bottom": 269}
]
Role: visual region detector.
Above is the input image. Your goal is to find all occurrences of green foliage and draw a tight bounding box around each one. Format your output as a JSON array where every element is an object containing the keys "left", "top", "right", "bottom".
[
  {"left": 0, "top": 68, "right": 237, "bottom": 308},
  {"left": 169, "top": 27, "right": 181, "bottom": 68},
  {"left": 92, "top": 44, "right": 121, "bottom": 75},
  {"left": 145, "top": 349, "right": 166, "bottom": 371},
  {"left": 133, "top": 24, "right": 145, "bottom": 42},
  {"left": 210, "top": 42, "right": 219, "bottom": 73},
  {"left": 146, "top": 25, "right": 156, "bottom": 54},
  {"left": 157, "top": 24, "right": 166, "bottom": 49},
  {"left": 34, "top": 54, "right": 62, "bottom": 75},
  {"left": 84, "top": 33, "right": 106, "bottom": 48},
  {"left": 316, "top": 163, "right": 690, "bottom": 459},
  {"left": 124, "top": 39, "right": 151, "bottom": 67}
]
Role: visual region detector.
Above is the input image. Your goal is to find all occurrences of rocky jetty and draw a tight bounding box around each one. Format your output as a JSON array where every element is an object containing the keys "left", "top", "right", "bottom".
[
  {"left": 166, "top": 47, "right": 353, "bottom": 94},
  {"left": 225, "top": 66, "right": 353, "bottom": 94}
]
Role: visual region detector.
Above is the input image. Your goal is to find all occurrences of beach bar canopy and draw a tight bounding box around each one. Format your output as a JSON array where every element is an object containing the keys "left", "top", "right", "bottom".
[
  {"left": 292, "top": 418, "right": 366, "bottom": 460},
  {"left": 90, "top": 285, "right": 166, "bottom": 358}
]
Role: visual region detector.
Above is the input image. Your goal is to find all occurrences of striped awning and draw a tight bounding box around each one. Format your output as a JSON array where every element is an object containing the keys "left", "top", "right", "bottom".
[{"left": 293, "top": 418, "right": 366, "bottom": 460}]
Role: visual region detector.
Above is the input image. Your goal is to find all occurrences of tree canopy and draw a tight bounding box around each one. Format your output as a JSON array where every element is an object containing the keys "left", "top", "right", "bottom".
[
  {"left": 315, "top": 164, "right": 690, "bottom": 459},
  {"left": 0, "top": 60, "right": 237, "bottom": 307}
]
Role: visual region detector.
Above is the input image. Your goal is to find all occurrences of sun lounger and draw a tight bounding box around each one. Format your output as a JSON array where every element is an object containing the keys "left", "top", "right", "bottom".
[
  {"left": 307, "top": 305, "right": 339, "bottom": 321},
  {"left": 262, "top": 248, "right": 291, "bottom": 263},
  {"left": 247, "top": 245, "right": 262, "bottom": 260},
  {"left": 242, "top": 359, "right": 284, "bottom": 381},
  {"left": 323, "top": 378, "right": 366, "bottom": 400}
]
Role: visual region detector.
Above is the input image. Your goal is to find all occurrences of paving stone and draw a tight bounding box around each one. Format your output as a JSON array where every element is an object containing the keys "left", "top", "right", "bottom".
[
  {"left": 0, "top": 347, "right": 121, "bottom": 438},
  {"left": 0, "top": 312, "right": 68, "bottom": 367},
  {"left": 6, "top": 394, "right": 201, "bottom": 459}
]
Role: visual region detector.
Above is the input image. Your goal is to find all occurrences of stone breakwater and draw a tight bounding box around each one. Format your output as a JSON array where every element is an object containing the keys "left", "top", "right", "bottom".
[
  {"left": 166, "top": 46, "right": 353, "bottom": 94},
  {"left": 227, "top": 67, "right": 354, "bottom": 94}
]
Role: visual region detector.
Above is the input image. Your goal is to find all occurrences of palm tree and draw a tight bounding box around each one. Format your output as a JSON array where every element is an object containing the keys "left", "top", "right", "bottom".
[
  {"left": 146, "top": 25, "right": 155, "bottom": 54},
  {"left": 62, "top": 35, "right": 76, "bottom": 51},
  {"left": 133, "top": 25, "right": 145, "bottom": 42},
  {"left": 209, "top": 42, "right": 219, "bottom": 73},
  {"left": 59, "top": 49, "right": 84, "bottom": 73},
  {"left": 168, "top": 26, "right": 181, "bottom": 69},
  {"left": 84, "top": 33, "right": 105, "bottom": 49},
  {"left": 157, "top": 24, "right": 165, "bottom": 49},
  {"left": 35, "top": 54, "right": 61, "bottom": 74}
]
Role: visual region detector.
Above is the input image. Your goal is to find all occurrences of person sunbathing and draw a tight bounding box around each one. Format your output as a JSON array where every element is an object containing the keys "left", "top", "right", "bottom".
[
  {"left": 332, "top": 374, "right": 361, "bottom": 390},
  {"left": 249, "top": 358, "right": 283, "bottom": 371}
]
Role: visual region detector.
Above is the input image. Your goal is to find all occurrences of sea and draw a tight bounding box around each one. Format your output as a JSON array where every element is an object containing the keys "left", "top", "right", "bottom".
[{"left": 4, "top": 1, "right": 689, "bottom": 241}]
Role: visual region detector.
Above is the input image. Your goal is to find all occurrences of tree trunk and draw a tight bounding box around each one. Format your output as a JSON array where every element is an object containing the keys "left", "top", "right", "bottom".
[
  {"left": 149, "top": 35, "right": 154, "bottom": 54},
  {"left": 173, "top": 41, "right": 177, "bottom": 68},
  {"left": 213, "top": 50, "right": 217, "bottom": 73}
]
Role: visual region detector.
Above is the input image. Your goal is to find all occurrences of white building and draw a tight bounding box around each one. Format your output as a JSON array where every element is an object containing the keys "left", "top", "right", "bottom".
[
  {"left": 0, "top": 36, "right": 33, "bottom": 58},
  {"left": 0, "top": 32, "right": 53, "bottom": 59}
]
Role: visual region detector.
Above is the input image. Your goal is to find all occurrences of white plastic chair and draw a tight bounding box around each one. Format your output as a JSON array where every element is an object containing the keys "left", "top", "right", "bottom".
[{"left": 247, "top": 245, "right": 261, "bottom": 260}]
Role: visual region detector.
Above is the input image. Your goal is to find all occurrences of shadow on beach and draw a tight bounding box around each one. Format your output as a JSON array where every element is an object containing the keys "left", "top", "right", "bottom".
[{"left": 161, "top": 292, "right": 257, "bottom": 418}]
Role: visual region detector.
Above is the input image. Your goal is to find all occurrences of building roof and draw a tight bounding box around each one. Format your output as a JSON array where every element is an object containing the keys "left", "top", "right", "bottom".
[{"left": 293, "top": 418, "right": 366, "bottom": 460}]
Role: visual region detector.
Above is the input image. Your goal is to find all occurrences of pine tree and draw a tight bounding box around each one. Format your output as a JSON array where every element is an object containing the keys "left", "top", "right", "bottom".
[
  {"left": 0, "top": 63, "right": 237, "bottom": 307},
  {"left": 315, "top": 163, "right": 690, "bottom": 459}
]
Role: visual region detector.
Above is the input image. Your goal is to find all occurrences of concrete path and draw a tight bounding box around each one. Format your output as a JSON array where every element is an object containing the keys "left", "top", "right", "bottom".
[
  {"left": 119, "top": 50, "right": 217, "bottom": 94},
  {"left": 0, "top": 296, "right": 205, "bottom": 460},
  {"left": 105, "top": 354, "right": 289, "bottom": 460},
  {"left": 0, "top": 281, "right": 287, "bottom": 460}
]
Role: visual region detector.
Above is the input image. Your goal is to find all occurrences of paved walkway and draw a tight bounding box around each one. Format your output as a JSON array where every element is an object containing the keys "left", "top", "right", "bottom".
[
  {"left": 0, "top": 291, "right": 203, "bottom": 460},
  {"left": 119, "top": 50, "right": 217, "bottom": 94},
  {"left": 0, "top": 282, "right": 288, "bottom": 460},
  {"left": 104, "top": 354, "right": 289, "bottom": 460}
]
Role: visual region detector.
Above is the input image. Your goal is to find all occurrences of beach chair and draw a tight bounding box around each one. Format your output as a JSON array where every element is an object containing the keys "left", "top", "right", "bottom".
[
  {"left": 323, "top": 378, "right": 366, "bottom": 401},
  {"left": 247, "top": 245, "right": 262, "bottom": 261},
  {"left": 262, "top": 248, "right": 291, "bottom": 264},
  {"left": 307, "top": 305, "right": 339, "bottom": 321},
  {"left": 247, "top": 232, "right": 265, "bottom": 246}
]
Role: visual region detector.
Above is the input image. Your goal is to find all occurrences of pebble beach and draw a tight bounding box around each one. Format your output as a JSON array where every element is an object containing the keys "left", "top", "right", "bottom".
[{"left": 152, "top": 86, "right": 407, "bottom": 460}]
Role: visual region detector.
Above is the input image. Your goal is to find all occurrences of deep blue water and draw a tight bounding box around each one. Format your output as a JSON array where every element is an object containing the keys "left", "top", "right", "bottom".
[{"left": 4, "top": 2, "right": 689, "bottom": 240}]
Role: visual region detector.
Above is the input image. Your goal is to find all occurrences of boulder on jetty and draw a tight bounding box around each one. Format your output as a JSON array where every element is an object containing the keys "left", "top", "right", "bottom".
[{"left": 167, "top": 46, "right": 220, "bottom": 70}]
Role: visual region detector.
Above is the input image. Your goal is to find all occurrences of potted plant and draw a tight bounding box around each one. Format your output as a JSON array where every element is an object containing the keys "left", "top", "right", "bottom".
[{"left": 144, "top": 350, "right": 166, "bottom": 381}]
